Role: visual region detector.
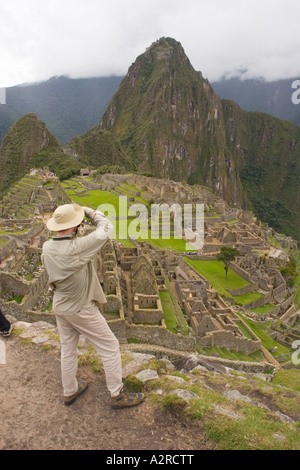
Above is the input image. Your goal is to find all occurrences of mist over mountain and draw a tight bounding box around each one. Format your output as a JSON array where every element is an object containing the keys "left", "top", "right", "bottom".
[
  {"left": 1, "top": 37, "right": 300, "bottom": 242},
  {"left": 0, "top": 75, "right": 123, "bottom": 145},
  {"left": 67, "top": 37, "right": 300, "bottom": 241},
  {"left": 212, "top": 76, "right": 300, "bottom": 126}
]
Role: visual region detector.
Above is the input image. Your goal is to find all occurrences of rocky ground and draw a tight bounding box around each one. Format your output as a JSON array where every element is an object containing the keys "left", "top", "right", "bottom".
[
  {"left": 1, "top": 318, "right": 300, "bottom": 453},
  {"left": 0, "top": 325, "right": 215, "bottom": 452}
]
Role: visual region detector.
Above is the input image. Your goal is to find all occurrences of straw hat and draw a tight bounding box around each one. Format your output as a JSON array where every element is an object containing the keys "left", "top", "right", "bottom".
[{"left": 47, "top": 204, "right": 85, "bottom": 232}]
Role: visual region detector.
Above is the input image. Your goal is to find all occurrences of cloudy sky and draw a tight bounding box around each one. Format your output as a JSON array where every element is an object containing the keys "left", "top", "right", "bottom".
[{"left": 1, "top": 0, "right": 300, "bottom": 88}]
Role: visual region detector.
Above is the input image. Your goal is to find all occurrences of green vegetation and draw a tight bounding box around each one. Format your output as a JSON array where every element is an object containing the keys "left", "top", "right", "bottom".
[
  {"left": 160, "top": 276, "right": 189, "bottom": 335},
  {"left": 185, "top": 258, "right": 267, "bottom": 308},
  {"left": 124, "top": 375, "right": 144, "bottom": 393},
  {"left": 217, "top": 246, "right": 240, "bottom": 278},
  {"left": 78, "top": 345, "right": 103, "bottom": 373},
  {"left": 159, "top": 291, "right": 178, "bottom": 333},
  {"left": 63, "top": 178, "right": 195, "bottom": 252},
  {"left": 251, "top": 303, "right": 275, "bottom": 315},
  {"left": 7, "top": 295, "right": 23, "bottom": 304},
  {"left": 272, "top": 369, "right": 300, "bottom": 393},
  {"left": 152, "top": 364, "right": 300, "bottom": 450},
  {"left": 185, "top": 258, "right": 249, "bottom": 298},
  {"left": 233, "top": 291, "right": 264, "bottom": 306},
  {"left": 205, "top": 405, "right": 300, "bottom": 450},
  {"left": 278, "top": 255, "right": 298, "bottom": 287},
  {"left": 0, "top": 113, "right": 65, "bottom": 196},
  {"left": 197, "top": 345, "right": 265, "bottom": 362},
  {"left": 236, "top": 312, "right": 292, "bottom": 359}
]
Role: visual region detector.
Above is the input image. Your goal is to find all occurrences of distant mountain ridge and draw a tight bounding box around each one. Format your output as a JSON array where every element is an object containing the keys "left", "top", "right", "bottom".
[
  {"left": 67, "top": 37, "right": 300, "bottom": 241},
  {"left": 0, "top": 75, "right": 123, "bottom": 145},
  {"left": 1, "top": 71, "right": 300, "bottom": 149},
  {"left": 1, "top": 37, "right": 300, "bottom": 243},
  {"left": 212, "top": 77, "right": 300, "bottom": 126}
]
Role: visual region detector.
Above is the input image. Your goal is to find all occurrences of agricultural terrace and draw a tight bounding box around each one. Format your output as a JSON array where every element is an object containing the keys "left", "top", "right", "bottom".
[
  {"left": 62, "top": 179, "right": 195, "bottom": 252},
  {"left": 185, "top": 258, "right": 265, "bottom": 307}
]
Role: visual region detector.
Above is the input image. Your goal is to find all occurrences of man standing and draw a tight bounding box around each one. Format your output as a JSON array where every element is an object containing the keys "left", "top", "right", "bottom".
[{"left": 42, "top": 203, "right": 144, "bottom": 409}]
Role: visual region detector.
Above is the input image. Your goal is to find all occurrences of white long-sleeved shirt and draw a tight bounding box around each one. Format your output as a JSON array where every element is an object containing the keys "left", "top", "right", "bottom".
[{"left": 41, "top": 207, "right": 114, "bottom": 315}]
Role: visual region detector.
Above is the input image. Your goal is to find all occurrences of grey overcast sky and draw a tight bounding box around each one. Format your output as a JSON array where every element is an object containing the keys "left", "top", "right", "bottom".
[{"left": 1, "top": 0, "right": 300, "bottom": 88}]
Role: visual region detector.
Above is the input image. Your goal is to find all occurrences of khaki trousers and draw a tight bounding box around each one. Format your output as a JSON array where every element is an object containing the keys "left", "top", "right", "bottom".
[{"left": 55, "top": 302, "right": 123, "bottom": 398}]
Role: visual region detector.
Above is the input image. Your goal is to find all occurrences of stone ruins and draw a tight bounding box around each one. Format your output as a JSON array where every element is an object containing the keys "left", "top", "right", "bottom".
[{"left": 1, "top": 170, "right": 299, "bottom": 370}]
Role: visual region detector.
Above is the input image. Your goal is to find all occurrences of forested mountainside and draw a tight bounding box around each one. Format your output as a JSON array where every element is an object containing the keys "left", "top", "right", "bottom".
[
  {"left": 66, "top": 38, "right": 300, "bottom": 241},
  {"left": 212, "top": 77, "right": 300, "bottom": 126},
  {"left": 0, "top": 75, "right": 123, "bottom": 145},
  {"left": 1, "top": 37, "right": 300, "bottom": 241}
]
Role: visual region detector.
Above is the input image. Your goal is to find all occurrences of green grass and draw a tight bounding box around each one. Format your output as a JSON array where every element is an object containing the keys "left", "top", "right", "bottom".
[
  {"left": 205, "top": 405, "right": 300, "bottom": 450},
  {"left": 233, "top": 291, "right": 264, "bottom": 306},
  {"left": 64, "top": 180, "right": 196, "bottom": 252},
  {"left": 155, "top": 367, "right": 300, "bottom": 450},
  {"left": 236, "top": 312, "right": 292, "bottom": 358},
  {"left": 272, "top": 369, "right": 300, "bottom": 393},
  {"left": 0, "top": 238, "right": 8, "bottom": 247},
  {"left": 160, "top": 282, "right": 189, "bottom": 336},
  {"left": 7, "top": 295, "right": 23, "bottom": 304},
  {"left": 198, "top": 345, "right": 265, "bottom": 362},
  {"left": 251, "top": 303, "right": 276, "bottom": 315},
  {"left": 185, "top": 258, "right": 250, "bottom": 297},
  {"left": 159, "top": 290, "right": 178, "bottom": 333}
]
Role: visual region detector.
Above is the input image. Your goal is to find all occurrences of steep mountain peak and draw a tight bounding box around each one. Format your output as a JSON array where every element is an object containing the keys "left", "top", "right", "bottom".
[
  {"left": 143, "top": 37, "right": 189, "bottom": 63},
  {"left": 0, "top": 113, "right": 63, "bottom": 195},
  {"left": 125, "top": 36, "right": 198, "bottom": 92},
  {"left": 68, "top": 38, "right": 300, "bottom": 241}
]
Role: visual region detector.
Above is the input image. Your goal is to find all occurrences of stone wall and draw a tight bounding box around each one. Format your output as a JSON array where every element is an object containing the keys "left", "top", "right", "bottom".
[
  {"left": 0, "top": 272, "right": 29, "bottom": 298},
  {"left": 133, "top": 294, "right": 164, "bottom": 324},
  {"left": 107, "top": 318, "right": 127, "bottom": 343},
  {"left": 22, "top": 269, "right": 49, "bottom": 311},
  {"left": 0, "top": 238, "right": 18, "bottom": 261},
  {"left": 245, "top": 291, "right": 272, "bottom": 309},
  {"left": 126, "top": 323, "right": 196, "bottom": 351},
  {"left": 229, "top": 262, "right": 253, "bottom": 283},
  {"left": 229, "top": 284, "right": 256, "bottom": 296},
  {"left": 273, "top": 284, "right": 288, "bottom": 303},
  {"left": 201, "top": 329, "right": 261, "bottom": 355},
  {"left": 0, "top": 298, "right": 56, "bottom": 324},
  {"left": 103, "top": 294, "right": 122, "bottom": 314}
]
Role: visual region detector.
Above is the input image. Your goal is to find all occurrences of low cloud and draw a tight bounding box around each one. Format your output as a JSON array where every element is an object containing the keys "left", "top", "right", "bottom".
[{"left": 1, "top": 0, "right": 300, "bottom": 87}]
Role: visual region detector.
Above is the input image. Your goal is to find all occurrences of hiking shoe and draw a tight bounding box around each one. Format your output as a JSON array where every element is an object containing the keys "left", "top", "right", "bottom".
[
  {"left": 64, "top": 379, "right": 88, "bottom": 406},
  {"left": 111, "top": 389, "right": 145, "bottom": 409},
  {"left": 0, "top": 323, "right": 13, "bottom": 337}
]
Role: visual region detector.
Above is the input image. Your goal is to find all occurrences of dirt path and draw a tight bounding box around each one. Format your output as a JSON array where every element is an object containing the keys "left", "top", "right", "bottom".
[{"left": 0, "top": 335, "right": 216, "bottom": 452}]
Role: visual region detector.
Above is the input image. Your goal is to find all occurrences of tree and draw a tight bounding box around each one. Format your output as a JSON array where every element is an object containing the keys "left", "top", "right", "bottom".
[{"left": 217, "top": 246, "right": 240, "bottom": 278}]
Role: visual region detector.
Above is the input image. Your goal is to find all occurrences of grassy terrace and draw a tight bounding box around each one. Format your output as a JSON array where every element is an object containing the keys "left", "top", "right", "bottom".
[
  {"left": 159, "top": 276, "right": 189, "bottom": 336},
  {"left": 236, "top": 312, "right": 292, "bottom": 360},
  {"left": 185, "top": 258, "right": 272, "bottom": 309},
  {"left": 63, "top": 179, "right": 195, "bottom": 252},
  {"left": 185, "top": 258, "right": 250, "bottom": 298},
  {"left": 198, "top": 345, "right": 265, "bottom": 362}
]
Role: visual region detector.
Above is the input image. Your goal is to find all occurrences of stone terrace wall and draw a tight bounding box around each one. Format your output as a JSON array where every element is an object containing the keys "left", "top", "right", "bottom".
[
  {"left": 199, "top": 329, "right": 261, "bottom": 355},
  {"left": 126, "top": 323, "right": 196, "bottom": 351},
  {"left": 0, "top": 272, "right": 29, "bottom": 298},
  {"left": 0, "top": 238, "right": 18, "bottom": 261}
]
